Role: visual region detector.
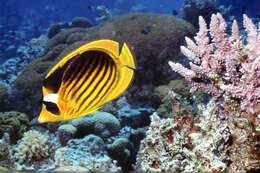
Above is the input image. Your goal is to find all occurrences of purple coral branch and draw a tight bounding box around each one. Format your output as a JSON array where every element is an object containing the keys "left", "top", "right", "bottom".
[{"left": 168, "top": 13, "right": 260, "bottom": 114}]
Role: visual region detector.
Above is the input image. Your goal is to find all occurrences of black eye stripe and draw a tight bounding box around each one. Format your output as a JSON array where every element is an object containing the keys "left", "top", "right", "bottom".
[{"left": 43, "top": 101, "right": 60, "bottom": 115}]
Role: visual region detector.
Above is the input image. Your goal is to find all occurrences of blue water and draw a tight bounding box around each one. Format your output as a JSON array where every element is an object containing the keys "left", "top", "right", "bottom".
[
  {"left": 0, "top": 0, "right": 259, "bottom": 64},
  {"left": 0, "top": 0, "right": 260, "bottom": 172}
]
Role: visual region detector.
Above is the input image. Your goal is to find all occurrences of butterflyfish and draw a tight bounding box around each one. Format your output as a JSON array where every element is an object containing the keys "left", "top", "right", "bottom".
[{"left": 38, "top": 39, "right": 136, "bottom": 122}]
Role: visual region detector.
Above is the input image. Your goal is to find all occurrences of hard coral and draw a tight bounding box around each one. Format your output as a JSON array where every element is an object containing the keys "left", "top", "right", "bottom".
[
  {"left": 12, "top": 130, "right": 49, "bottom": 164},
  {"left": 135, "top": 112, "right": 226, "bottom": 172},
  {"left": 48, "top": 24, "right": 61, "bottom": 38},
  {"left": 0, "top": 82, "right": 9, "bottom": 111},
  {"left": 153, "top": 79, "right": 208, "bottom": 118},
  {"left": 136, "top": 97, "right": 260, "bottom": 172},
  {"left": 54, "top": 134, "right": 121, "bottom": 172},
  {"left": 71, "top": 17, "right": 93, "bottom": 28},
  {"left": 182, "top": 0, "right": 231, "bottom": 28},
  {"left": 0, "top": 133, "right": 12, "bottom": 169},
  {"left": 71, "top": 112, "right": 120, "bottom": 139},
  {"left": 107, "top": 137, "right": 133, "bottom": 169},
  {"left": 169, "top": 13, "right": 260, "bottom": 115},
  {"left": 0, "top": 111, "right": 29, "bottom": 143}
]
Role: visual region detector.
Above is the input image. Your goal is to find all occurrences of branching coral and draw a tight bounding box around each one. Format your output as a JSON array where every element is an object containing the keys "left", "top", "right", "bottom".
[
  {"left": 168, "top": 13, "right": 260, "bottom": 115},
  {"left": 12, "top": 130, "right": 49, "bottom": 164}
]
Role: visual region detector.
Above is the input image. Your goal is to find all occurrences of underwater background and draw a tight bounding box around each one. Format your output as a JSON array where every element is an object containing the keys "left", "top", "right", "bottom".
[{"left": 0, "top": 0, "right": 260, "bottom": 172}]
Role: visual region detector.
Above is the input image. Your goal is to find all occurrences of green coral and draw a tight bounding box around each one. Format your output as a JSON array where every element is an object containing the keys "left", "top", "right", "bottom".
[{"left": 0, "top": 111, "right": 30, "bottom": 143}]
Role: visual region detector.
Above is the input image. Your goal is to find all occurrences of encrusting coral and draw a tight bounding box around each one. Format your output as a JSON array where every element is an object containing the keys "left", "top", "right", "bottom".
[
  {"left": 135, "top": 110, "right": 226, "bottom": 172},
  {"left": 71, "top": 112, "right": 121, "bottom": 138},
  {"left": 54, "top": 134, "right": 121, "bottom": 172},
  {"left": 136, "top": 97, "right": 260, "bottom": 172},
  {"left": 169, "top": 13, "right": 260, "bottom": 115}
]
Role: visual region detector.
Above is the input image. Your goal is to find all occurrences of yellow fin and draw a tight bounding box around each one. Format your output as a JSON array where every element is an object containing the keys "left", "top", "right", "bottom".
[
  {"left": 78, "top": 39, "right": 119, "bottom": 58},
  {"left": 118, "top": 42, "right": 137, "bottom": 70},
  {"left": 106, "top": 42, "right": 136, "bottom": 101}
]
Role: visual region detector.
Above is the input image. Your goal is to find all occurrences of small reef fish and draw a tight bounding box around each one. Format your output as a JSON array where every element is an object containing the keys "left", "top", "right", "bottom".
[
  {"left": 38, "top": 39, "right": 136, "bottom": 122},
  {"left": 172, "top": 9, "right": 178, "bottom": 16}
]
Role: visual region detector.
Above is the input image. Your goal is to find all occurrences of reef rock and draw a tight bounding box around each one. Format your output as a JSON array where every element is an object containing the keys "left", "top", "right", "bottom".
[
  {"left": 71, "top": 112, "right": 121, "bottom": 139},
  {"left": 54, "top": 134, "right": 121, "bottom": 172},
  {"left": 135, "top": 99, "right": 260, "bottom": 172},
  {"left": 13, "top": 13, "right": 194, "bottom": 118}
]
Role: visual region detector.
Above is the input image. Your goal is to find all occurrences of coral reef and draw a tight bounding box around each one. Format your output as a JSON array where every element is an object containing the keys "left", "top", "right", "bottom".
[
  {"left": 107, "top": 137, "right": 133, "bottom": 169},
  {"left": 0, "top": 35, "right": 47, "bottom": 86},
  {"left": 115, "top": 96, "right": 154, "bottom": 128},
  {"left": 136, "top": 97, "right": 260, "bottom": 172},
  {"left": 12, "top": 130, "right": 59, "bottom": 170},
  {"left": 0, "top": 82, "right": 9, "bottom": 111},
  {"left": 54, "top": 134, "right": 121, "bottom": 172},
  {"left": 13, "top": 13, "right": 194, "bottom": 117},
  {"left": 182, "top": 0, "right": 231, "bottom": 28},
  {"left": 169, "top": 13, "right": 260, "bottom": 115},
  {"left": 53, "top": 165, "right": 88, "bottom": 172},
  {"left": 71, "top": 17, "right": 93, "bottom": 28},
  {"left": 71, "top": 112, "right": 121, "bottom": 138},
  {"left": 47, "top": 17, "right": 93, "bottom": 39},
  {"left": 57, "top": 124, "right": 77, "bottom": 146},
  {"left": 96, "top": 5, "right": 112, "bottom": 23},
  {"left": 135, "top": 13, "right": 259, "bottom": 173},
  {"left": 135, "top": 111, "right": 217, "bottom": 172},
  {"left": 153, "top": 79, "right": 208, "bottom": 118},
  {"left": 0, "top": 111, "right": 30, "bottom": 143},
  {"left": 0, "top": 133, "right": 12, "bottom": 169},
  {"left": 12, "top": 130, "right": 49, "bottom": 164},
  {"left": 47, "top": 24, "right": 61, "bottom": 38}
]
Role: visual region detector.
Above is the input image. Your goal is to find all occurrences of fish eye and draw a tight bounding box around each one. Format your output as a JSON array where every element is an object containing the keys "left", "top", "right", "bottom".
[{"left": 42, "top": 101, "right": 60, "bottom": 115}]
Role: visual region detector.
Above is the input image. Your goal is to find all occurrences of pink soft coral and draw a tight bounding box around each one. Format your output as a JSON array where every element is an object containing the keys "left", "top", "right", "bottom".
[{"left": 169, "top": 13, "right": 260, "bottom": 114}]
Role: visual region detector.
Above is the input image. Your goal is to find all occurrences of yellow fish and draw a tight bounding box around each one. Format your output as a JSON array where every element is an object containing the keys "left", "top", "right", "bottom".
[{"left": 38, "top": 39, "right": 136, "bottom": 122}]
